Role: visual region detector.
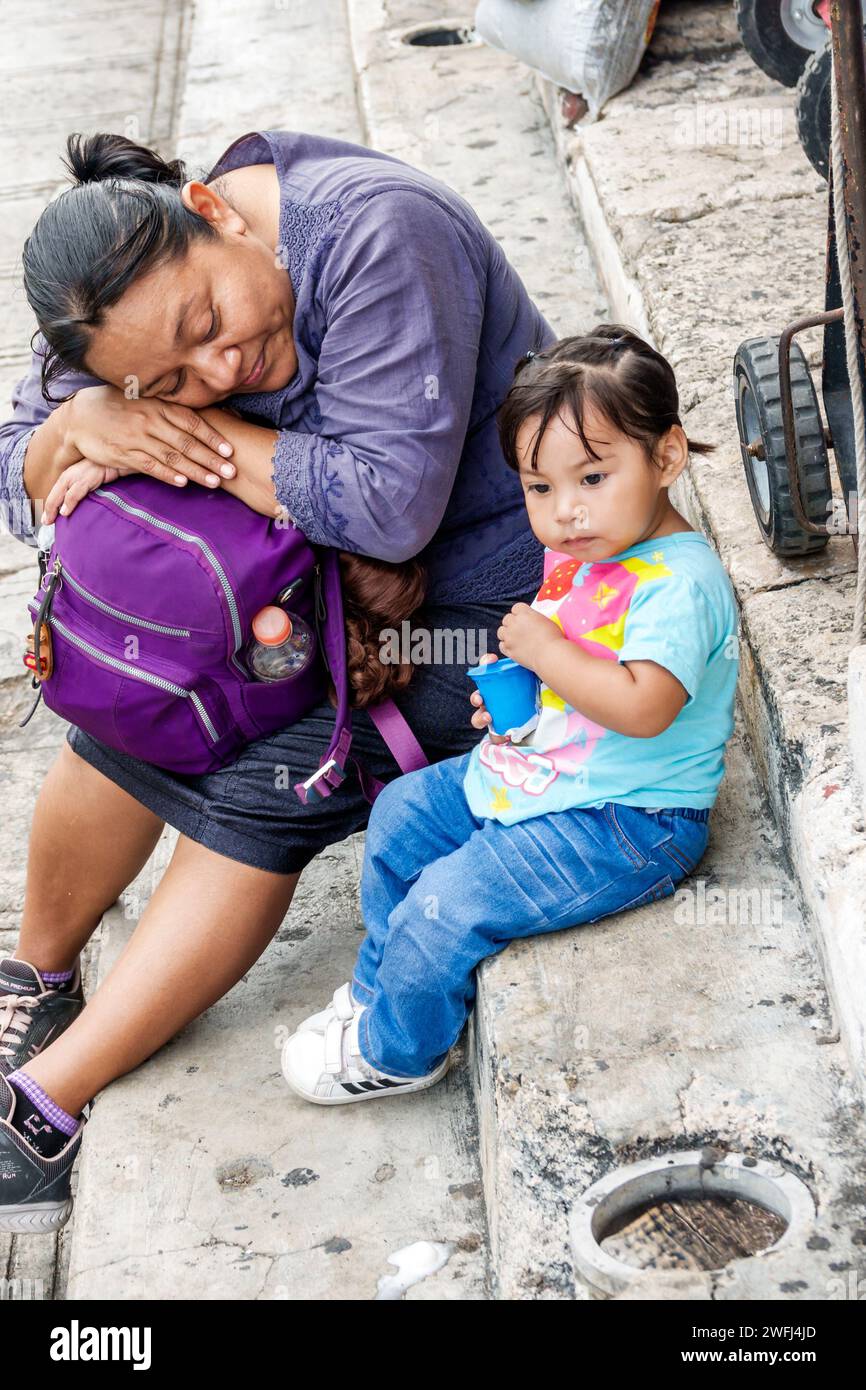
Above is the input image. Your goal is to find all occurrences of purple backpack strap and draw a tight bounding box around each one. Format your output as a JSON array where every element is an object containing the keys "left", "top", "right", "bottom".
[
  {"left": 354, "top": 698, "right": 429, "bottom": 803},
  {"left": 294, "top": 548, "right": 429, "bottom": 806},
  {"left": 294, "top": 546, "right": 354, "bottom": 805},
  {"left": 366, "top": 700, "right": 427, "bottom": 771}
]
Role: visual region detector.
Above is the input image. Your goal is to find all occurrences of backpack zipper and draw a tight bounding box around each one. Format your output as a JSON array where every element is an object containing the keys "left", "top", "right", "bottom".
[
  {"left": 314, "top": 562, "right": 326, "bottom": 623},
  {"left": 93, "top": 488, "right": 244, "bottom": 669},
  {"left": 61, "top": 565, "right": 191, "bottom": 638},
  {"left": 31, "top": 607, "right": 220, "bottom": 743}
]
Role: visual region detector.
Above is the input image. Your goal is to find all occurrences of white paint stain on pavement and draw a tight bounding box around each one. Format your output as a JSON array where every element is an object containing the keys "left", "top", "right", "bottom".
[{"left": 375, "top": 1240, "right": 453, "bottom": 1299}]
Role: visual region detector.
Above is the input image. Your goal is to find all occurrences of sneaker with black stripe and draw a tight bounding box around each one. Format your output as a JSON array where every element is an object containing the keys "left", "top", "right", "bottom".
[
  {"left": 0, "top": 958, "right": 85, "bottom": 1077},
  {"left": 281, "top": 1003, "right": 449, "bottom": 1105}
]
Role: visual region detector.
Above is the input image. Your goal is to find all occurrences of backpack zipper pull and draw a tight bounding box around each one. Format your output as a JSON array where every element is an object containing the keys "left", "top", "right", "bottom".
[
  {"left": 314, "top": 562, "right": 326, "bottom": 624},
  {"left": 275, "top": 578, "right": 303, "bottom": 606}
]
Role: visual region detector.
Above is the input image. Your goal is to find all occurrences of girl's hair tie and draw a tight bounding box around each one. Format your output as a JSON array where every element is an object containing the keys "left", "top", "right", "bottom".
[{"left": 525, "top": 335, "right": 628, "bottom": 364}]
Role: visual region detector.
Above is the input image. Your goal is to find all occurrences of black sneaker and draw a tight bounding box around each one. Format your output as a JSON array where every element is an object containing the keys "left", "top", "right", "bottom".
[
  {"left": 0, "top": 1073, "right": 84, "bottom": 1233},
  {"left": 0, "top": 958, "right": 85, "bottom": 1076}
]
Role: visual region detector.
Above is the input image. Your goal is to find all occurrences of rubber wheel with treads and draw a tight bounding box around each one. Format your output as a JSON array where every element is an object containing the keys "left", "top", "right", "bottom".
[
  {"left": 733, "top": 336, "right": 832, "bottom": 556},
  {"left": 735, "top": 0, "right": 827, "bottom": 88}
]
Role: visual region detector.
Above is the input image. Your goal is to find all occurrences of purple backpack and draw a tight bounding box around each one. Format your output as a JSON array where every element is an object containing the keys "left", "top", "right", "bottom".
[{"left": 24, "top": 474, "right": 427, "bottom": 804}]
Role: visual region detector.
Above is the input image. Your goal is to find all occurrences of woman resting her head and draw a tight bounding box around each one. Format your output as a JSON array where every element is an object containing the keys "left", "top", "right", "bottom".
[
  {"left": 21, "top": 132, "right": 427, "bottom": 710},
  {"left": 0, "top": 126, "right": 553, "bottom": 1231}
]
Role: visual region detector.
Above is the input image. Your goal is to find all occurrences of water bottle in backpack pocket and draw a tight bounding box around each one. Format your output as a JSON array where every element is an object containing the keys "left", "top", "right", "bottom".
[{"left": 246, "top": 603, "right": 316, "bottom": 683}]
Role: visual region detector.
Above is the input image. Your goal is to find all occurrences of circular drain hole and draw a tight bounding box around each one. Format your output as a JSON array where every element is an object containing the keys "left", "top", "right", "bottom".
[
  {"left": 401, "top": 22, "right": 479, "bottom": 47},
  {"left": 601, "top": 1193, "right": 787, "bottom": 1272},
  {"left": 569, "top": 1149, "right": 816, "bottom": 1298}
]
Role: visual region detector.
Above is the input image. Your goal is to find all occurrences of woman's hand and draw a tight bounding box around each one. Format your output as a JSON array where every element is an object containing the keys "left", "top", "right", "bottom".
[
  {"left": 497, "top": 602, "right": 563, "bottom": 668},
  {"left": 469, "top": 654, "right": 512, "bottom": 744},
  {"left": 59, "top": 385, "right": 237, "bottom": 490},
  {"left": 41, "top": 460, "right": 121, "bottom": 523}
]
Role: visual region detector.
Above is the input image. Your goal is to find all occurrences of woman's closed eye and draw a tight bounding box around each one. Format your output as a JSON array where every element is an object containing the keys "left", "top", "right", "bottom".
[{"left": 161, "top": 309, "right": 220, "bottom": 397}]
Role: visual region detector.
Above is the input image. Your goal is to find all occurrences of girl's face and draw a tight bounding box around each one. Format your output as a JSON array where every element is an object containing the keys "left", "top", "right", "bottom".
[
  {"left": 81, "top": 183, "right": 298, "bottom": 407},
  {"left": 516, "top": 398, "right": 689, "bottom": 560}
]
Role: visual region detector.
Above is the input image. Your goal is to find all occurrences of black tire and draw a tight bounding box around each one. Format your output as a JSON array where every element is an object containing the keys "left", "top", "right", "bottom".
[
  {"left": 796, "top": 41, "right": 832, "bottom": 179},
  {"left": 736, "top": 0, "right": 826, "bottom": 87},
  {"left": 733, "top": 337, "right": 831, "bottom": 556}
]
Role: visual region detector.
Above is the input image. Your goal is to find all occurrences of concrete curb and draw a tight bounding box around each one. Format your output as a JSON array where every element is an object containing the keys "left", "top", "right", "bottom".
[
  {"left": 532, "top": 6, "right": 866, "bottom": 1097},
  {"left": 848, "top": 646, "right": 866, "bottom": 807}
]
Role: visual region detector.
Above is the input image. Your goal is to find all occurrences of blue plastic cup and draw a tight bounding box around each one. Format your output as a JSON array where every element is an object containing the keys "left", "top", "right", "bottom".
[{"left": 467, "top": 656, "right": 541, "bottom": 740}]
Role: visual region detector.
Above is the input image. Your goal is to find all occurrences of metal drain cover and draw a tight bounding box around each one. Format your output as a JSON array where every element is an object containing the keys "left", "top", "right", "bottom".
[{"left": 569, "top": 1149, "right": 816, "bottom": 1297}]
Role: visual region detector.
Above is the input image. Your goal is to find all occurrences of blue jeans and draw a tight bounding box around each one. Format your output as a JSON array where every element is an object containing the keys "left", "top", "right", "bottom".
[{"left": 351, "top": 750, "right": 710, "bottom": 1077}]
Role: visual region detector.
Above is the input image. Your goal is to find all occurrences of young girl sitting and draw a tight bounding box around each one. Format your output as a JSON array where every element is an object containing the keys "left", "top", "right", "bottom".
[{"left": 281, "top": 324, "right": 740, "bottom": 1104}]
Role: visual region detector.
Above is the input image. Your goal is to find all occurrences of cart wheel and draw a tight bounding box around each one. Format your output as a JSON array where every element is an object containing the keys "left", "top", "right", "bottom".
[
  {"left": 735, "top": 0, "right": 827, "bottom": 87},
  {"left": 795, "top": 40, "right": 831, "bottom": 178},
  {"left": 733, "top": 337, "right": 831, "bottom": 555}
]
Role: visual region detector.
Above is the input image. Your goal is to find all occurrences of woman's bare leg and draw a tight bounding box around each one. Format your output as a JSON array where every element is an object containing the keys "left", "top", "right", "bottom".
[
  {"left": 23, "top": 833, "right": 301, "bottom": 1115},
  {"left": 16, "top": 741, "right": 165, "bottom": 971}
]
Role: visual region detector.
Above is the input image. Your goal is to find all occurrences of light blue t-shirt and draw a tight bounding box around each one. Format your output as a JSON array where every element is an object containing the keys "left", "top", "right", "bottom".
[{"left": 462, "top": 531, "right": 739, "bottom": 825}]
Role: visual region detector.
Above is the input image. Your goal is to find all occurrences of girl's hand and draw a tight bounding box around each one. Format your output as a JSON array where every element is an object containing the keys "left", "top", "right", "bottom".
[
  {"left": 469, "top": 653, "right": 512, "bottom": 744},
  {"left": 41, "top": 459, "right": 122, "bottom": 523},
  {"left": 497, "top": 602, "right": 563, "bottom": 667},
  {"left": 59, "top": 385, "right": 237, "bottom": 490}
]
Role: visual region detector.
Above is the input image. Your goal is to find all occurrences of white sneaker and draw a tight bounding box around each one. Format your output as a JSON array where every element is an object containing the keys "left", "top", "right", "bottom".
[
  {"left": 295, "top": 981, "right": 356, "bottom": 1035},
  {"left": 281, "top": 1004, "right": 449, "bottom": 1106}
]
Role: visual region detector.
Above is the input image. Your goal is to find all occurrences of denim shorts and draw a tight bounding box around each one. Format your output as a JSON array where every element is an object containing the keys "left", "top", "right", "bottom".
[{"left": 65, "top": 579, "right": 541, "bottom": 875}]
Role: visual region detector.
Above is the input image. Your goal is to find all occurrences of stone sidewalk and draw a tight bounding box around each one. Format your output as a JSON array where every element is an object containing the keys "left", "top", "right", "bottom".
[
  {"left": 2, "top": 0, "right": 866, "bottom": 1301},
  {"left": 0, "top": 0, "right": 192, "bottom": 1301}
]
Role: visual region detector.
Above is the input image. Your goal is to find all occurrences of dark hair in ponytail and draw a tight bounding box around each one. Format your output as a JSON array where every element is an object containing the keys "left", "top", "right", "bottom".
[
  {"left": 22, "top": 132, "right": 221, "bottom": 401},
  {"left": 497, "top": 324, "right": 715, "bottom": 473}
]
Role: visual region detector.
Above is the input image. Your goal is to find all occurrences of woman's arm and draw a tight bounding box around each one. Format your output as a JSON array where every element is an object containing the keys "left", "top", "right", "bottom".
[
  {"left": 0, "top": 340, "right": 97, "bottom": 543},
  {"left": 20, "top": 405, "right": 81, "bottom": 520},
  {"left": 264, "top": 188, "right": 486, "bottom": 564},
  {"left": 195, "top": 406, "right": 284, "bottom": 519},
  {"left": 2, "top": 338, "right": 241, "bottom": 534}
]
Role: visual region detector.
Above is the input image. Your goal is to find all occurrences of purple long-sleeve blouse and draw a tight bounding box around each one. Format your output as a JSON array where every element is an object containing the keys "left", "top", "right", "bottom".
[{"left": 0, "top": 129, "right": 557, "bottom": 603}]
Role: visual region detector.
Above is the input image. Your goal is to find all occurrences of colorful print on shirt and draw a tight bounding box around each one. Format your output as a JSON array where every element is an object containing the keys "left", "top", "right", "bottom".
[{"left": 462, "top": 532, "right": 740, "bottom": 825}]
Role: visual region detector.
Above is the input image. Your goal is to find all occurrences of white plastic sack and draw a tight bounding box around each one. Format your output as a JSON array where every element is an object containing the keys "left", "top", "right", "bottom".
[{"left": 473, "top": 0, "right": 661, "bottom": 121}]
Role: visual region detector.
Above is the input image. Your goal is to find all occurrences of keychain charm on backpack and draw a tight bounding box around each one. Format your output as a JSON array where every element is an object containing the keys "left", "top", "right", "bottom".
[
  {"left": 19, "top": 554, "right": 61, "bottom": 728},
  {"left": 27, "top": 555, "right": 61, "bottom": 683},
  {"left": 23, "top": 623, "right": 53, "bottom": 682}
]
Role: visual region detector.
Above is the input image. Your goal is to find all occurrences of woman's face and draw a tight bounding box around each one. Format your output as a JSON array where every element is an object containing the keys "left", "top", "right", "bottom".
[{"left": 81, "top": 181, "right": 298, "bottom": 407}]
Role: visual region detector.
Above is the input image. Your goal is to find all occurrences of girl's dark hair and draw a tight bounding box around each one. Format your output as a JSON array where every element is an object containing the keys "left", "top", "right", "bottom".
[
  {"left": 22, "top": 132, "right": 222, "bottom": 401},
  {"left": 333, "top": 553, "right": 428, "bottom": 708},
  {"left": 497, "top": 324, "right": 715, "bottom": 473}
]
